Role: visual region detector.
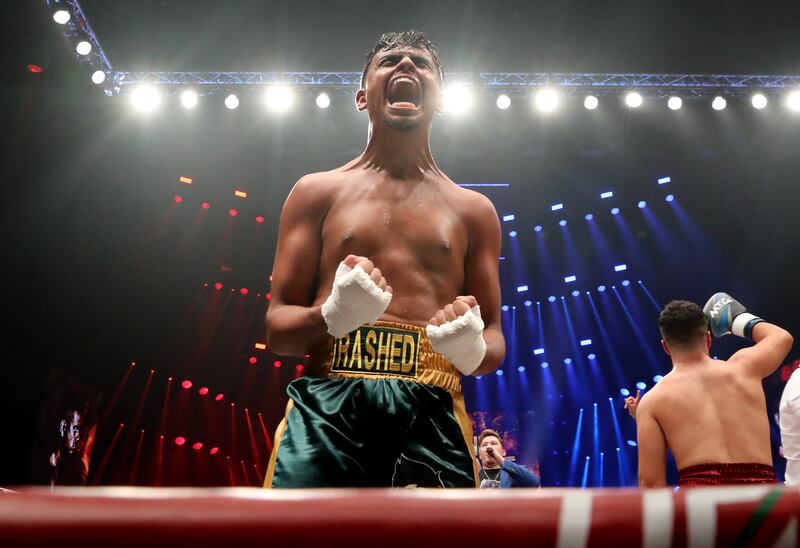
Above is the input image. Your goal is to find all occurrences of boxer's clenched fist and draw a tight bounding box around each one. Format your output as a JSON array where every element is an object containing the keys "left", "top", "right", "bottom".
[
  {"left": 426, "top": 295, "right": 487, "bottom": 376},
  {"left": 321, "top": 255, "right": 393, "bottom": 339}
]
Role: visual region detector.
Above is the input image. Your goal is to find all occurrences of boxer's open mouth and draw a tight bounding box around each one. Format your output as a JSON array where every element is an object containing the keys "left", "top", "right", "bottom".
[{"left": 386, "top": 75, "right": 421, "bottom": 110}]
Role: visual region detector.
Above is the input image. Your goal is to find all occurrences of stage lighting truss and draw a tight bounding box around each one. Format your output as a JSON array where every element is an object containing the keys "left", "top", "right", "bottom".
[{"left": 47, "top": 0, "right": 800, "bottom": 104}]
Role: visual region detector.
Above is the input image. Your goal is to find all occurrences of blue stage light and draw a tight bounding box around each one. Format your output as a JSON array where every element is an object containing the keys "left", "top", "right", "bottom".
[
  {"left": 620, "top": 388, "right": 630, "bottom": 396},
  {"left": 517, "top": 365, "right": 526, "bottom": 373},
  {"left": 508, "top": 230, "right": 518, "bottom": 237},
  {"left": 551, "top": 203, "right": 564, "bottom": 211},
  {"left": 559, "top": 219, "right": 567, "bottom": 227},
  {"left": 502, "top": 214, "right": 515, "bottom": 221},
  {"left": 587, "top": 353, "right": 596, "bottom": 360},
  {"left": 534, "top": 225, "right": 543, "bottom": 233},
  {"left": 611, "top": 207, "right": 620, "bottom": 215},
  {"left": 548, "top": 296, "right": 556, "bottom": 303},
  {"left": 665, "top": 194, "right": 674, "bottom": 202},
  {"left": 564, "top": 358, "right": 573, "bottom": 365},
  {"left": 658, "top": 176, "right": 671, "bottom": 185},
  {"left": 653, "top": 375, "right": 663, "bottom": 383},
  {"left": 516, "top": 285, "right": 528, "bottom": 292},
  {"left": 541, "top": 361, "right": 549, "bottom": 368},
  {"left": 627, "top": 440, "right": 637, "bottom": 447},
  {"left": 621, "top": 280, "right": 631, "bottom": 287},
  {"left": 564, "top": 275, "right": 576, "bottom": 283},
  {"left": 533, "top": 347, "right": 545, "bottom": 355},
  {"left": 580, "top": 339, "right": 592, "bottom": 346},
  {"left": 585, "top": 213, "right": 594, "bottom": 221},
  {"left": 496, "top": 370, "right": 504, "bottom": 376},
  {"left": 614, "top": 264, "right": 627, "bottom": 272},
  {"left": 524, "top": 300, "right": 532, "bottom": 307},
  {"left": 600, "top": 191, "right": 614, "bottom": 199},
  {"left": 501, "top": 305, "right": 509, "bottom": 311},
  {"left": 571, "top": 290, "right": 580, "bottom": 297},
  {"left": 638, "top": 201, "right": 647, "bottom": 209},
  {"left": 636, "top": 381, "right": 646, "bottom": 390},
  {"left": 597, "top": 285, "right": 606, "bottom": 292}
]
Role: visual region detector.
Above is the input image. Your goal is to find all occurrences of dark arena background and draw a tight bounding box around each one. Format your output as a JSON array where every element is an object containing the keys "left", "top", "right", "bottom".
[{"left": 3, "top": 0, "right": 800, "bottom": 497}]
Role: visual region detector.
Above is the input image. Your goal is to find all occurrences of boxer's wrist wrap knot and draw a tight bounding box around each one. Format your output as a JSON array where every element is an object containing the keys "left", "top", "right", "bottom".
[
  {"left": 321, "top": 262, "right": 392, "bottom": 339},
  {"left": 426, "top": 305, "right": 487, "bottom": 376}
]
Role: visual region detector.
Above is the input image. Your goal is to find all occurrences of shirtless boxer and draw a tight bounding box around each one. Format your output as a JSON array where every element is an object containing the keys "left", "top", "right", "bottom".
[
  {"left": 263, "top": 30, "right": 505, "bottom": 487},
  {"left": 636, "top": 295, "right": 793, "bottom": 487}
]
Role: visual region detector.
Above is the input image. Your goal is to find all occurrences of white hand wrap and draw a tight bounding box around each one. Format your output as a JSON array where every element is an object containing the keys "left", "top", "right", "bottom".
[
  {"left": 426, "top": 306, "right": 487, "bottom": 376},
  {"left": 321, "top": 261, "right": 392, "bottom": 339}
]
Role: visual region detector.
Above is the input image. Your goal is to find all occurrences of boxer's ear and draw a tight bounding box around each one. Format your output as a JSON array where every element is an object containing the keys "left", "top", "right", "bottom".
[
  {"left": 356, "top": 89, "right": 368, "bottom": 112},
  {"left": 706, "top": 332, "right": 712, "bottom": 351},
  {"left": 661, "top": 340, "right": 671, "bottom": 356}
]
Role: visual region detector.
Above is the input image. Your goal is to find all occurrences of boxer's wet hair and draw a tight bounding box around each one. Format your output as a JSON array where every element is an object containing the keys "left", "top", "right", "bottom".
[
  {"left": 658, "top": 300, "right": 709, "bottom": 348},
  {"left": 361, "top": 30, "right": 443, "bottom": 88},
  {"left": 478, "top": 429, "right": 504, "bottom": 448}
]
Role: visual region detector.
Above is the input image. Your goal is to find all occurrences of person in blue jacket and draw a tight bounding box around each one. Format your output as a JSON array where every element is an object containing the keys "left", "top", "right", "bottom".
[{"left": 477, "top": 429, "right": 540, "bottom": 488}]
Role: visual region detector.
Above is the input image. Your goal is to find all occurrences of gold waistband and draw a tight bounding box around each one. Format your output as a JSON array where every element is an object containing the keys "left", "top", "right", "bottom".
[{"left": 320, "top": 321, "right": 462, "bottom": 393}]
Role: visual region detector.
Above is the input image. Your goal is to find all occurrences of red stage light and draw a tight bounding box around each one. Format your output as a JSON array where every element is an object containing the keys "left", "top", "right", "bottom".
[
  {"left": 228, "top": 209, "right": 238, "bottom": 217},
  {"left": 174, "top": 436, "right": 186, "bottom": 446},
  {"left": 181, "top": 380, "right": 192, "bottom": 389},
  {"left": 174, "top": 195, "right": 183, "bottom": 203},
  {"left": 192, "top": 442, "right": 203, "bottom": 450},
  {"left": 215, "top": 393, "right": 224, "bottom": 401},
  {"left": 248, "top": 356, "right": 258, "bottom": 364},
  {"left": 256, "top": 216, "right": 265, "bottom": 223},
  {"left": 209, "top": 447, "right": 219, "bottom": 455},
  {"left": 214, "top": 282, "right": 223, "bottom": 290},
  {"left": 274, "top": 360, "right": 282, "bottom": 368},
  {"left": 198, "top": 387, "right": 209, "bottom": 396},
  {"left": 240, "top": 288, "right": 249, "bottom": 295},
  {"left": 296, "top": 364, "right": 304, "bottom": 372},
  {"left": 266, "top": 293, "right": 272, "bottom": 300},
  {"left": 27, "top": 64, "right": 43, "bottom": 74},
  {"left": 201, "top": 202, "right": 211, "bottom": 210}
]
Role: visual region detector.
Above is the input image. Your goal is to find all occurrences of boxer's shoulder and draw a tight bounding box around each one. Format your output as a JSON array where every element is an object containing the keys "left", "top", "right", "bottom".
[{"left": 286, "top": 170, "right": 343, "bottom": 210}]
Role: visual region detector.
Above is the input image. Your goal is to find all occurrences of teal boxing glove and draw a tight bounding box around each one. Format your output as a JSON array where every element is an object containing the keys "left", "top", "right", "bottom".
[{"left": 703, "top": 292, "right": 764, "bottom": 339}]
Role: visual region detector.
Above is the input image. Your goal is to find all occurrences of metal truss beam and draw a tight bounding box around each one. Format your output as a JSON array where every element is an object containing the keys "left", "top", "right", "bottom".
[{"left": 46, "top": 1, "right": 800, "bottom": 99}]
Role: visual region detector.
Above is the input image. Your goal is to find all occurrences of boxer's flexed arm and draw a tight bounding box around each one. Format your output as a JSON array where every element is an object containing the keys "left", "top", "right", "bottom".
[
  {"left": 266, "top": 175, "right": 331, "bottom": 356},
  {"left": 704, "top": 292, "right": 794, "bottom": 379},
  {"left": 427, "top": 192, "right": 505, "bottom": 376}
]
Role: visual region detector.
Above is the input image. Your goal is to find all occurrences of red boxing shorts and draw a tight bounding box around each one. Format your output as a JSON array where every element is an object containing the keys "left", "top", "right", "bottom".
[{"left": 678, "top": 462, "right": 777, "bottom": 487}]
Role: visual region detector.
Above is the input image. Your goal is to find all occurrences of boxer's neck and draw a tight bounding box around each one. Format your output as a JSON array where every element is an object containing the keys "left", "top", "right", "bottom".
[
  {"left": 359, "top": 126, "right": 438, "bottom": 179},
  {"left": 670, "top": 350, "right": 713, "bottom": 371}
]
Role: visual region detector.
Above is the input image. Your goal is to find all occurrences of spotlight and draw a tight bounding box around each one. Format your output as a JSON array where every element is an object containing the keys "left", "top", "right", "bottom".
[
  {"left": 533, "top": 348, "right": 545, "bottom": 355},
  {"left": 625, "top": 92, "right": 643, "bottom": 108},
  {"left": 131, "top": 86, "right": 161, "bottom": 112},
  {"left": 600, "top": 191, "right": 614, "bottom": 199},
  {"left": 614, "top": 264, "right": 627, "bottom": 271},
  {"left": 508, "top": 230, "right": 518, "bottom": 238},
  {"left": 751, "top": 93, "right": 768, "bottom": 110},
  {"left": 174, "top": 436, "right": 186, "bottom": 446},
  {"left": 620, "top": 388, "right": 630, "bottom": 396},
  {"left": 580, "top": 339, "right": 592, "bottom": 346},
  {"left": 636, "top": 381, "right": 647, "bottom": 390},
  {"left": 192, "top": 442, "right": 203, "bottom": 451},
  {"left": 627, "top": 440, "right": 637, "bottom": 447},
  {"left": 181, "top": 380, "right": 192, "bottom": 389},
  {"left": 551, "top": 203, "right": 564, "bottom": 211},
  {"left": 502, "top": 214, "right": 515, "bottom": 221},
  {"left": 621, "top": 280, "right": 630, "bottom": 286},
  {"left": 564, "top": 358, "right": 573, "bottom": 365},
  {"left": 564, "top": 275, "right": 576, "bottom": 283},
  {"left": 541, "top": 362, "right": 549, "bottom": 369},
  {"left": 787, "top": 91, "right": 800, "bottom": 112},
  {"left": 548, "top": 296, "right": 556, "bottom": 303},
  {"left": 534, "top": 225, "right": 543, "bottom": 232},
  {"left": 597, "top": 285, "right": 606, "bottom": 292},
  {"left": 524, "top": 300, "right": 532, "bottom": 307},
  {"left": 711, "top": 96, "right": 727, "bottom": 111},
  {"left": 585, "top": 213, "right": 594, "bottom": 221},
  {"left": 209, "top": 447, "right": 219, "bottom": 455},
  {"left": 265, "top": 85, "right": 295, "bottom": 112},
  {"left": 587, "top": 353, "right": 596, "bottom": 360},
  {"left": 501, "top": 305, "right": 509, "bottom": 311},
  {"left": 516, "top": 285, "right": 528, "bottom": 292},
  {"left": 443, "top": 84, "right": 474, "bottom": 115},
  {"left": 198, "top": 387, "right": 209, "bottom": 396},
  {"left": 496, "top": 94, "right": 511, "bottom": 110},
  {"left": 534, "top": 88, "right": 559, "bottom": 113},
  {"left": 584, "top": 95, "right": 599, "bottom": 110},
  {"left": 76, "top": 41, "right": 92, "bottom": 56},
  {"left": 180, "top": 90, "right": 198, "bottom": 109},
  {"left": 224, "top": 94, "right": 239, "bottom": 110},
  {"left": 496, "top": 370, "right": 504, "bottom": 376},
  {"left": 665, "top": 194, "right": 675, "bottom": 202},
  {"left": 316, "top": 92, "right": 331, "bottom": 109},
  {"left": 571, "top": 290, "right": 580, "bottom": 297},
  {"left": 637, "top": 200, "right": 647, "bottom": 209},
  {"left": 517, "top": 365, "right": 526, "bottom": 373},
  {"left": 653, "top": 375, "right": 664, "bottom": 383},
  {"left": 667, "top": 96, "right": 683, "bottom": 110},
  {"left": 91, "top": 70, "right": 106, "bottom": 85},
  {"left": 658, "top": 176, "right": 671, "bottom": 185},
  {"left": 53, "top": 9, "right": 71, "bottom": 24},
  {"left": 559, "top": 219, "right": 567, "bottom": 227},
  {"left": 611, "top": 207, "right": 620, "bottom": 215}
]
